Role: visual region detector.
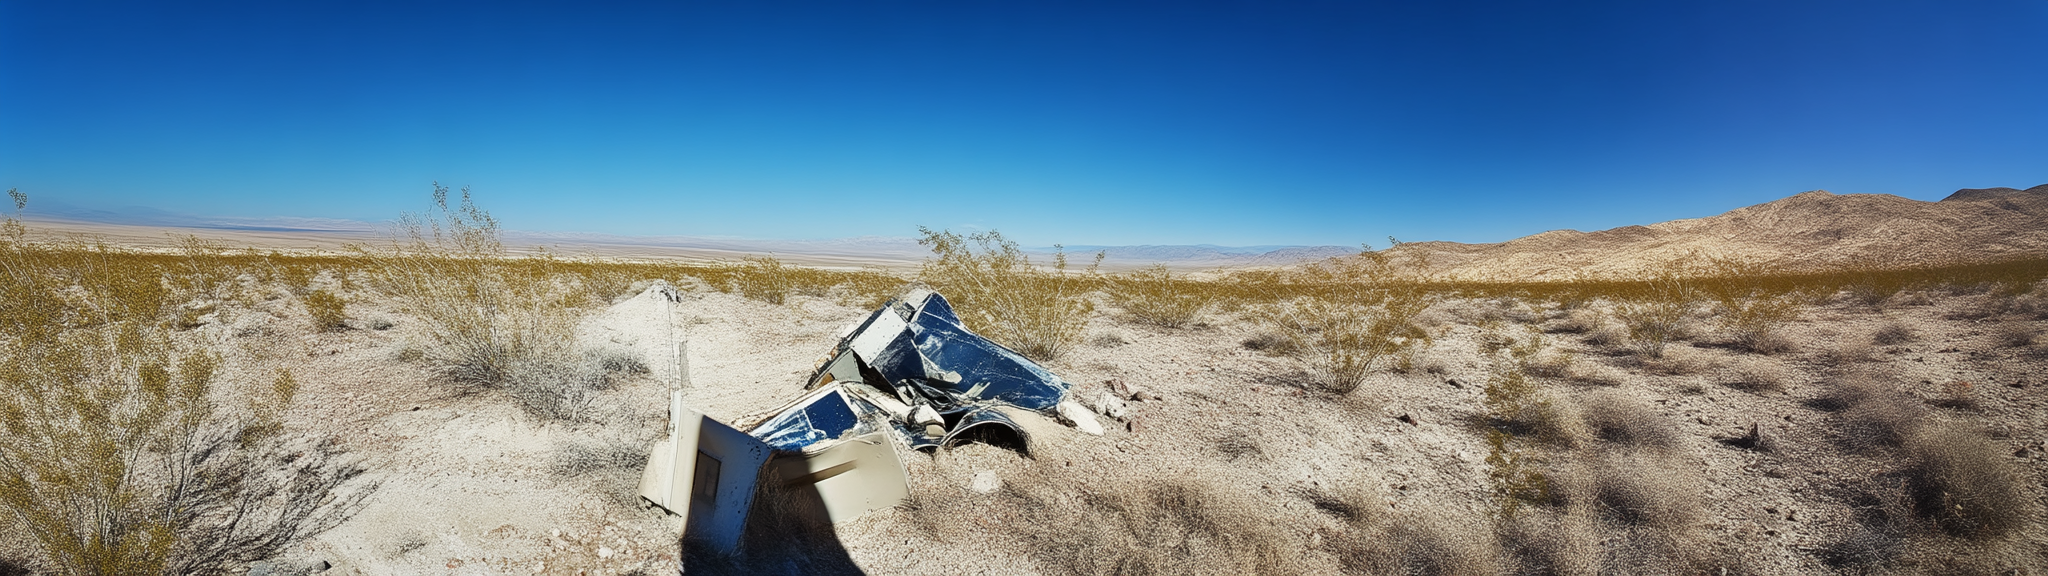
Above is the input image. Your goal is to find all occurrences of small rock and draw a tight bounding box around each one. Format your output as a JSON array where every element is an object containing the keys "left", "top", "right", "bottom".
[
  {"left": 970, "top": 471, "right": 1002, "bottom": 494},
  {"left": 1095, "top": 391, "right": 1128, "bottom": 419},
  {"left": 1108, "top": 378, "right": 1133, "bottom": 398},
  {"left": 599, "top": 546, "right": 615, "bottom": 559},
  {"left": 1446, "top": 378, "right": 1465, "bottom": 388},
  {"left": 1395, "top": 414, "right": 1418, "bottom": 426},
  {"left": 1056, "top": 400, "right": 1105, "bottom": 435}
]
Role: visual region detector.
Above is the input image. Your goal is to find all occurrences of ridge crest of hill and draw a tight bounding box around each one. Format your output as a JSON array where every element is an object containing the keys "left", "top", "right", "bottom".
[{"left": 1393, "top": 184, "right": 2048, "bottom": 281}]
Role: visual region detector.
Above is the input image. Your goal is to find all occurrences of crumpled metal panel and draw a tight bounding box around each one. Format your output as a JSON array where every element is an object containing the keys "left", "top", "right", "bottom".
[
  {"left": 748, "top": 387, "right": 871, "bottom": 452},
  {"left": 824, "top": 289, "right": 1071, "bottom": 413}
]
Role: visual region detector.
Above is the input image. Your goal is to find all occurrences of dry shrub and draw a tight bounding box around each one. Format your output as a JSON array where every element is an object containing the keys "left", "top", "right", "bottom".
[
  {"left": 904, "top": 462, "right": 1300, "bottom": 576},
  {"left": 1809, "top": 373, "right": 1927, "bottom": 451},
  {"left": 1540, "top": 308, "right": 1602, "bottom": 335},
  {"left": 1610, "top": 260, "right": 1702, "bottom": 359},
  {"left": 504, "top": 344, "right": 645, "bottom": 422},
  {"left": 1989, "top": 322, "right": 2038, "bottom": 348},
  {"left": 1260, "top": 250, "right": 1434, "bottom": 393},
  {"left": 0, "top": 195, "right": 374, "bottom": 576},
  {"left": 1484, "top": 360, "right": 1587, "bottom": 448},
  {"left": 1723, "top": 360, "right": 1790, "bottom": 393},
  {"left": 1564, "top": 363, "right": 1625, "bottom": 387},
  {"left": 1330, "top": 513, "right": 1502, "bottom": 576},
  {"left": 1497, "top": 510, "right": 1600, "bottom": 576},
  {"left": 1575, "top": 392, "right": 1678, "bottom": 451},
  {"left": 1822, "top": 339, "right": 1876, "bottom": 365},
  {"left": 725, "top": 255, "right": 797, "bottom": 305},
  {"left": 917, "top": 228, "right": 1098, "bottom": 362},
  {"left": 355, "top": 185, "right": 610, "bottom": 419},
  {"left": 1698, "top": 256, "right": 1807, "bottom": 354},
  {"left": 1870, "top": 320, "right": 1917, "bottom": 345},
  {"left": 1903, "top": 425, "right": 2033, "bottom": 538},
  {"left": 1623, "top": 348, "right": 1712, "bottom": 376},
  {"left": 1240, "top": 332, "right": 1297, "bottom": 355},
  {"left": 302, "top": 289, "right": 347, "bottom": 331},
  {"left": 1108, "top": 264, "right": 1217, "bottom": 328},
  {"left": 1561, "top": 454, "right": 1701, "bottom": 533},
  {"left": 1580, "top": 325, "right": 1626, "bottom": 348}
]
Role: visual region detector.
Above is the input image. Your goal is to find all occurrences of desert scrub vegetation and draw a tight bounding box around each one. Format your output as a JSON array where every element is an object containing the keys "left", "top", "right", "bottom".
[
  {"left": 1107, "top": 264, "right": 1217, "bottom": 328},
  {"left": 0, "top": 191, "right": 373, "bottom": 576},
  {"left": 904, "top": 460, "right": 1299, "bottom": 576},
  {"left": 302, "top": 289, "right": 348, "bottom": 331},
  {"left": 1696, "top": 256, "right": 1806, "bottom": 353},
  {"left": 1256, "top": 243, "right": 1435, "bottom": 393},
  {"left": 1607, "top": 259, "right": 1702, "bottom": 359},
  {"left": 915, "top": 227, "right": 1100, "bottom": 362},
  {"left": 354, "top": 185, "right": 633, "bottom": 420}
]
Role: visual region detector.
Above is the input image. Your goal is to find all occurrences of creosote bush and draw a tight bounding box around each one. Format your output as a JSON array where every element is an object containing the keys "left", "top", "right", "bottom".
[
  {"left": 1697, "top": 256, "right": 1807, "bottom": 353},
  {"left": 916, "top": 227, "right": 1099, "bottom": 362},
  {"left": 1259, "top": 242, "right": 1434, "bottom": 393},
  {"left": 302, "top": 289, "right": 348, "bottom": 331},
  {"left": 1609, "top": 259, "right": 1701, "bottom": 359},
  {"left": 0, "top": 192, "right": 373, "bottom": 576},
  {"left": 1107, "top": 264, "right": 1217, "bottom": 328},
  {"left": 354, "top": 185, "right": 613, "bottom": 419}
]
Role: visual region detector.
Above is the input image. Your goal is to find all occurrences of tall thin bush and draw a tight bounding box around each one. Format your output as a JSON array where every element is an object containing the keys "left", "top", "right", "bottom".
[{"left": 916, "top": 228, "right": 1099, "bottom": 362}]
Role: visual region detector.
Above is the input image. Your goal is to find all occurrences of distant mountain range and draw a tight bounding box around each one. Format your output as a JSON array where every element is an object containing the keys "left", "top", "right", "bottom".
[
  {"left": 1392, "top": 183, "right": 2048, "bottom": 281},
  {"left": 16, "top": 200, "right": 1355, "bottom": 269},
  {"left": 26, "top": 183, "right": 2044, "bottom": 276}
]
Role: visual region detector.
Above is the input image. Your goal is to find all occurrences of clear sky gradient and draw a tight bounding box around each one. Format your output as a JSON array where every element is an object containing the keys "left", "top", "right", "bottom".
[{"left": 3, "top": 1, "right": 2044, "bottom": 247}]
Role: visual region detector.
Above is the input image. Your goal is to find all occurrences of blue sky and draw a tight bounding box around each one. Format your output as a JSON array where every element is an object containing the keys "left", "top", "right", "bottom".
[{"left": 2, "top": 1, "right": 2044, "bottom": 247}]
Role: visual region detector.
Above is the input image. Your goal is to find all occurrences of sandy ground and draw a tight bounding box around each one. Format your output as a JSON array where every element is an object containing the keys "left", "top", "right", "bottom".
[{"left": 115, "top": 276, "right": 2048, "bottom": 575}]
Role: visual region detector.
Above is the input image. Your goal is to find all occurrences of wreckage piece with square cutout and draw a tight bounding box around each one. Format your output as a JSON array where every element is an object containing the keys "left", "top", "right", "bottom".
[
  {"left": 805, "top": 287, "right": 1100, "bottom": 449},
  {"left": 639, "top": 402, "right": 771, "bottom": 553}
]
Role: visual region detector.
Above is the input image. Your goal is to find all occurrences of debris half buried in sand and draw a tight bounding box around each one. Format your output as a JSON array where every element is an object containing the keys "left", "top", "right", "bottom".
[{"left": 640, "top": 286, "right": 1101, "bottom": 552}]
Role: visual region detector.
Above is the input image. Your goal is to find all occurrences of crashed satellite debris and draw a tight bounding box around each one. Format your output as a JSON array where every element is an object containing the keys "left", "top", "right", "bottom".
[{"left": 640, "top": 286, "right": 1099, "bottom": 552}]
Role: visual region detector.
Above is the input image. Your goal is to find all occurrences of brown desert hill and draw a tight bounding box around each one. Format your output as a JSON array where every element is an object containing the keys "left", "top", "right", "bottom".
[{"left": 1393, "top": 183, "right": 2048, "bottom": 281}]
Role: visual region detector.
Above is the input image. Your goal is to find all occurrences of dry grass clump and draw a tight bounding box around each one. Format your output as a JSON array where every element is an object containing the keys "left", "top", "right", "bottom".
[
  {"left": 1564, "top": 454, "right": 1703, "bottom": 533},
  {"left": 1821, "top": 338, "right": 1877, "bottom": 365},
  {"left": 1539, "top": 307, "right": 1602, "bottom": 335},
  {"left": 1807, "top": 373, "right": 1928, "bottom": 451},
  {"left": 1575, "top": 392, "right": 1678, "bottom": 451},
  {"left": 1989, "top": 321, "right": 2038, "bottom": 348},
  {"left": 1870, "top": 320, "right": 1917, "bottom": 345},
  {"left": 917, "top": 228, "right": 1098, "bottom": 362},
  {"left": 302, "top": 289, "right": 348, "bottom": 331},
  {"left": 1107, "top": 264, "right": 1218, "bottom": 328},
  {"left": 1723, "top": 359, "right": 1791, "bottom": 393},
  {"left": 906, "top": 462, "right": 1301, "bottom": 576},
  {"left": 1329, "top": 513, "right": 1502, "bottom": 576},
  {"left": 1240, "top": 331, "right": 1297, "bottom": 355},
  {"left": 723, "top": 255, "right": 800, "bottom": 305},
  {"left": 1902, "top": 424, "right": 2034, "bottom": 538}
]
